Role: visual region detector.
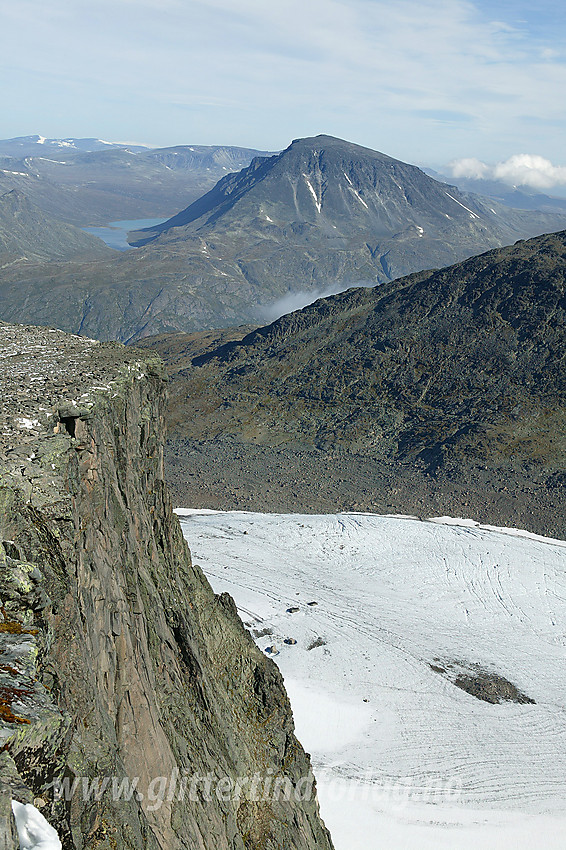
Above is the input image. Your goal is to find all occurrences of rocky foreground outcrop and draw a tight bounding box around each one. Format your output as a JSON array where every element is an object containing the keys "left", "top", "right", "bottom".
[{"left": 0, "top": 322, "right": 333, "bottom": 849}]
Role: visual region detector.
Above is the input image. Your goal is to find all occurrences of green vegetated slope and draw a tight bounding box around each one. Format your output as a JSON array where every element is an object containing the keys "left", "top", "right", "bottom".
[{"left": 140, "top": 230, "right": 566, "bottom": 538}]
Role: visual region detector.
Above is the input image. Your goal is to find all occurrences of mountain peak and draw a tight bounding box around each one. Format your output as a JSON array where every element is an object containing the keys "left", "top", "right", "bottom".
[
  {"left": 3, "top": 135, "right": 566, "bottom": 344},
  {"left": 286, "top": 133, "right": 395, "bottom": 161},
  {"left": 290, "top": 133, "right": 345, "bottom": 145},
  {"left": 132, "top": 133, "right": 558, "bottom": 254}
]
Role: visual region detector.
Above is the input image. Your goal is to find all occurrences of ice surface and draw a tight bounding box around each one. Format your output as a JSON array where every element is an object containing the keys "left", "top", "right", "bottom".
[{"left": 179, "top": 511, "right": 566, "bottom": 849}]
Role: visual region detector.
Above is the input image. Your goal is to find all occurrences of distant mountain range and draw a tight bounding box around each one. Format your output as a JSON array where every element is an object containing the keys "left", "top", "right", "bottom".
[
  {"left": 0, "top": 135, "right": 151, "bottom": 156},
  {"left": 140, "top": 228, "right": 566, "bottom": 539},
  {"left": 424, "top": 167, "right": 566, "bottom": 214},
  {"left": 1, "top": 134, "right": 566, "bottom": 341},
  {"left": 0, "top": 136, "right": 274, "bottom": 225}
]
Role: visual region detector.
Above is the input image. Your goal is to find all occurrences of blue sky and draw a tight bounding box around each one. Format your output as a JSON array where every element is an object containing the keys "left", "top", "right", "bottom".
[{"left": 1, "top": 0, "right": 565, "bottom": 174}]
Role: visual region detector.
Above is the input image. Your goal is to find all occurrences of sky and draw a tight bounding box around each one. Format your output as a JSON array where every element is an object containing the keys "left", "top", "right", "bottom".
[{"left": 1, "top": 0, "right": 566, "bottom": 179}]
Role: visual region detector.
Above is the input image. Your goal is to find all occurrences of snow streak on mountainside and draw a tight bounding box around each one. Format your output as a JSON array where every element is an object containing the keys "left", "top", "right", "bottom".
[{"left": 179, "top": 511, "right": 566, "bottom": 849}]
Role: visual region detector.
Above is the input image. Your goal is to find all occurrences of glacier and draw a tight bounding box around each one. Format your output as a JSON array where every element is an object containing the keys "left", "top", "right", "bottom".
[{"left": 178, "top": 510, "right": 566, "bottom": 849}]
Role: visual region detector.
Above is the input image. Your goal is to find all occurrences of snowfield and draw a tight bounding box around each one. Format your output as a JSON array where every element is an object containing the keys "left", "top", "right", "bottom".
[
  {"left": 178, "top": 510, "right": 566, "bottom": 849},
  {"left": 11, "top": 801, "right": 61, "bottom": 849}
]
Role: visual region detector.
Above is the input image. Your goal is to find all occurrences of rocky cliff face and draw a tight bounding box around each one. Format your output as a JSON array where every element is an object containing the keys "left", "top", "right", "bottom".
[{"left": 0, "top": 322, "right": 332, "bottom": 849}]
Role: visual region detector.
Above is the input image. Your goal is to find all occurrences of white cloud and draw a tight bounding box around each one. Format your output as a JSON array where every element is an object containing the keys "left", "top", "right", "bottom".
[
  {"left": 449, "top": 157, "right": 492, "bottom": 180},
  {"left": 448, "top": 153, "right": 566, "bottom": 189},
  {"left": 494, "top": 154, "right": 566, "bottom": 189},
  {"left": 259, "top": 281, "right": 375, "bottom": 323}
]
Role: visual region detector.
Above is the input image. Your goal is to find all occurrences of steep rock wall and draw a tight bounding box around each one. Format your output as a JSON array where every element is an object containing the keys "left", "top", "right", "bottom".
[{"left": 0, "top": 323, "right": 333, "bottom": 850}]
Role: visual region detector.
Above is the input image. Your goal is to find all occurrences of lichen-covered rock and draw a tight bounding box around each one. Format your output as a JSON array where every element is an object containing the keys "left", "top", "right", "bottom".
[
  {"left": 0, "top": 774, "right": 18, "bottom": 850},
  {"left": 0, "top": 322, "right": 333, "bottom": 850}
]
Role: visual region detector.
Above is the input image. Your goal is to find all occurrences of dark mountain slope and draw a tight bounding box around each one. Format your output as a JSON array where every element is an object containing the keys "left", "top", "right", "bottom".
[
  {"left": 2, "top": 136, "right": 566, "bottom": 342},
  {"left": 139, "top": 230, "right": 566, "bottom": 538},
  {"left": 0, "top": 189, "right": 111, "bottom": 262},
  {"left": 134, "top": 135, "right": 562, "bottom": 244}
]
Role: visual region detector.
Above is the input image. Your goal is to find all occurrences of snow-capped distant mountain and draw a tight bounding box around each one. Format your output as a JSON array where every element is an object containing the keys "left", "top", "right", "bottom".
[
  {"left": 179, "top": 509, "right": 566, "bottom": 850},
  {"left": 0, "top": 137, "right": 275, "bottom": 226},
  {"left": 0, "top": 135, "right": 149, "bottom": 156}
]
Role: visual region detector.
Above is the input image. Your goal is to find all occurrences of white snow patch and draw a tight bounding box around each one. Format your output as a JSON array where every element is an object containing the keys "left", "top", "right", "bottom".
[
  {"left": 426, "top": 515, "right": 479, "bottom": 527},
  {"left": 302, "top": 174, "right": 322, "bottom": 213},
  {"left": 285, "top": 679, "right": 371, "bottom": 753},
  {"left": 348, "top": 186, "right": 369, "bottom": 209},
  {"left": 11, "top": 800, "right": 61, "bottom": 850},
  {"left": 445, "top": 192, "right": 479, "bottom": 219},
  {"left": 318, "top": 795, "right": 566, "bottom": 850},
  {"left": 428, "top": 516, "right": 566, "bottom": 549},
  {"left": 15, "top": 417, "right": 40, "bottom": 430},
  {"left": 175, "top": 507, "right": 226, "bottom": 516}
]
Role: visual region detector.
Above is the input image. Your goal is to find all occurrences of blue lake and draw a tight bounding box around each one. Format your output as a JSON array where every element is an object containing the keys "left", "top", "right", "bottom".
[{"left": 82, "top": 217, "right": 169, "bottom": 251}]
